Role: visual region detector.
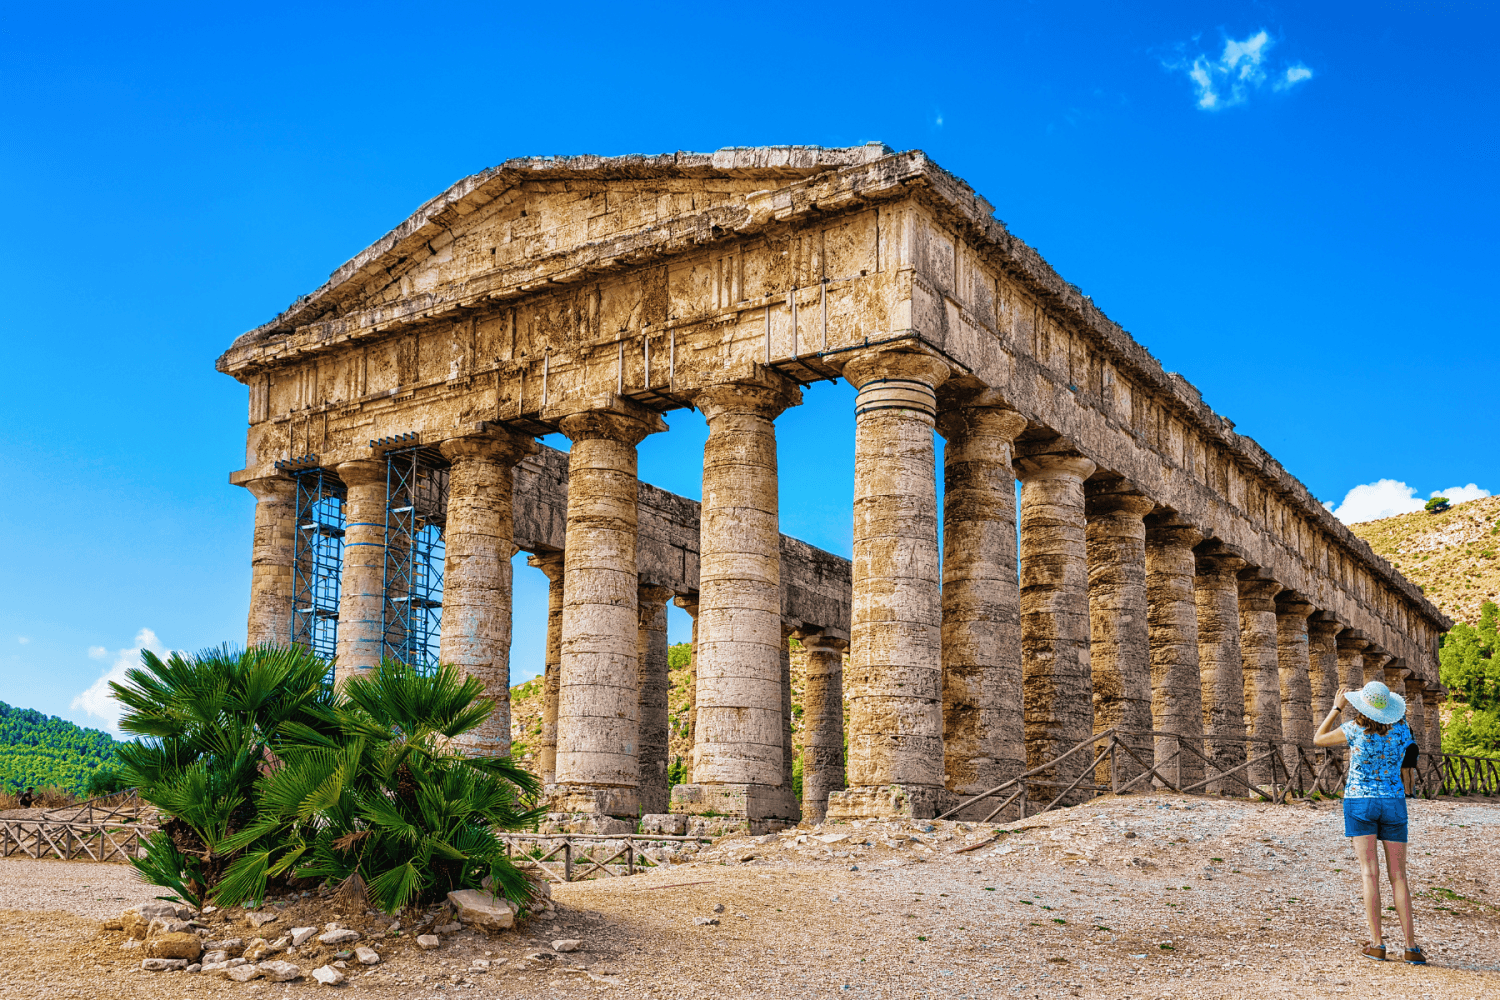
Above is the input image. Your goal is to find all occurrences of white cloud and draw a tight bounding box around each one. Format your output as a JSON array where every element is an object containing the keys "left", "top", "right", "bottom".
[
  {"left": 1327, "top": 479, "right": 1426, "bottom": 523},
  {"left": 1325, "top": 479, "right": 1493, "bottom": 523},
  {"left": 1167, "top": 30, "right": 1312, "bottom": 110},
  {"left": 16, "top": 636, "right": 29, "bottom": 645},
  {"left": 72, "top": 628, "right": 167, "bottom": 734},
  {"left": 1432, "top": 483, "right": 1491, "bottom": 504}
]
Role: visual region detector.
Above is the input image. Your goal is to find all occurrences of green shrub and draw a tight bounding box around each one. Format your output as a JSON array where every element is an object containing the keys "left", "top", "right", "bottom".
[{"left": 1426, "top": 497, "right": 1452, "bottom": 514}]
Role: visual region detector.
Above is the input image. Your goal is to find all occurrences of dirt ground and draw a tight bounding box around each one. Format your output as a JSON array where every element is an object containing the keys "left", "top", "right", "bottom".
[{"left": 0, "top": 793, "right": 1496, "bottom": 999}]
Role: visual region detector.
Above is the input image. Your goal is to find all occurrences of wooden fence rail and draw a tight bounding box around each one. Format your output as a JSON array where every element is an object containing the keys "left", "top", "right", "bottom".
[
  {"left": 0, "top": 820, "right": 155, "bottom": 862},
  {"left": 497, "top": 832, "right": 710, "bottom": 884}
]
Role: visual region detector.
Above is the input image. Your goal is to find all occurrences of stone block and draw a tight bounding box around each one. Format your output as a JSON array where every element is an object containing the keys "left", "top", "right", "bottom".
[
  {"left": 145, "top": 933, "right": 202, "bottom": 961},
  {"left": 312, "top": 964, "right": 346, "bottom": 985},
  {"left": 259, "top": 960, "right": 301, "bottom": 982},
  {"left": 122, "top": 902, "right": 179, "bottom": 940},
  {"left": 639, "top": 813, "right": 687, "bottom": 836},
  {"left": 824, "top": 783, "right": 951, "bottom": 821},
  {"left": 141, "top": 958, "right": 188, "bottom": 972},
  {"left": 447, "top": 889, "right": 517, "bottom": 932},
  {"left": 318, "top": 928, "right": 361, "bottom": 946},
  {"left": 669, "top": 782, "right": 799, "bottom": 821}
]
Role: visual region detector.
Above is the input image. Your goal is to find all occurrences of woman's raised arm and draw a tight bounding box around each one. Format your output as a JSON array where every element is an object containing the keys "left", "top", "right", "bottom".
[{"left": 1313, "top": 687, "right": 1352, "bottom": 747}]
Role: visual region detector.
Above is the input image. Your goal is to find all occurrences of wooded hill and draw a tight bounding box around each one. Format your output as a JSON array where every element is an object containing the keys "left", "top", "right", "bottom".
[{"left": 0, "top": 701, "right": 120, "bottom": 796}]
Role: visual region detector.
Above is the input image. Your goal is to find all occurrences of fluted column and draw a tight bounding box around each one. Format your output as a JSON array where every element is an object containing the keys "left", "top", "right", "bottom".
[
  {"left": 1403, "top": 677, "right": 1427, "bottom": 753},
  {"left": 936, "top": 395, "right": 1027, "bottom": 798},
  {"left": 1195, "top": 548, "right": 1247, "bottom": 792},
  {"left": 1238, "top": 570, "right": 1284, "bottom": 790},
  {"left": 1363, "top": 645, "right": 1392, "bottom": 686},
  {"left": 673, "top": 593, "right": 700, "bottom": 783},
  {"left": 1144, "top": 516, "right": 1205, "bottom": 788},
  {"left": 1085, "top": 480, "right": 1156, "bottom": 789},
  {"left": 1015, "top": 449, "right": 1098, "bottom": 806},
  {"left": 552, "top": 399, "right": 665, "bottom": 819},
  {"left": 678, "top": 374, "right": 799, "bottom": 822},
  {"left": 796, "top": 631, "right": 847, "bottom": 822},
  {"left": 828, "top": 347, "right": 951, "bottom": 820},
  {"left": 244, "top": 476, "right": 297, "bottom": 649},
  {"left": 636, "top": 584, "right": 674, "bottom": 815},
  {"left": 528, "top": 551, "right": 565, "bottom": 784},
  {"left": 439, "top": 432, "right": 538, "bottom": 755},
  {"left": 780, "top": 621, "right": 798, "bottom": 807},
  {"left": 334, "top": 459, "right": 389, "bottom": 687},
  {"left": 1307, "top": 617, "right": 1343, "bottom": 720},
  {"left": 1275, "top": 594, "right": 1316, "bottom": 748},
  {"left": 1424, "top": 684, "right": 1444, "bottom": 753},
  {"left": 1336, "top": 631, "right": 1370, "bottom": 725}
]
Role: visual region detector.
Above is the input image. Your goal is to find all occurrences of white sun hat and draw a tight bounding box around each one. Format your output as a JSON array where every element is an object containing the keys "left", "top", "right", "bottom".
[{"left": 1348, "top": 680, "right": 1406, "bottom": 725}]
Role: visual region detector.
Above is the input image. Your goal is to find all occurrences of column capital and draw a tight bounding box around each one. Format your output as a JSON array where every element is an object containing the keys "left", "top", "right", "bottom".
[
  {"left": 934, "top": 389, "right": 1028, "bottom": 444},
  {"left": 243, "top": 475, "right": 296, "bottom": 502},
  {"left": 637, "top": 583, "right": 675, "bottom": 605},
  {"left": 526, "top": 549, "right": 565, "bottom": 582},
  {"left": 1403, "top": 676, "right": 1428, "bottom": 697},
  {"left": 1144, "top": 514, "right": 1203, "bottom": 550},
  {"left": 1274, "top": 593, "right": 1317, "bottom": 619},
  {"left": 794, "top": 629, "right": 849, "bottom": 655},
  {"left": 841, "top": 344, "right": 953, "bottom": 393},
  {"left": 547, "top": 395, "right": 667, "bottom": 446},
  {"left": 1307, "top": 618, "right": 1344, "bottom": 639},
  {"left": 1084, "top": 477, "right": 1156, "bottom": 520},
  {"left": 1336, "top": 629, "right": 1371, "bottom": 652},
  {"left": 673, "top": 592, "right": 700, "bottom": 615},
  {"left": 1013, "top": 452, "right": 1097, "bottom": 482},
  {"left": 439, "top": 429, "right": 539, "bottom": 467},
  {"left": 1236, "top": 568, "right": 1284, "bottom": 607},
  {"left": 335, "top": 459, "right": 387, "bottom": 488},
  {"left": 1194, "top": 547, "right": 1246, "bottom": 581},
  {"left": 689, "top": 370, "right": 802, "bottom": 423}
]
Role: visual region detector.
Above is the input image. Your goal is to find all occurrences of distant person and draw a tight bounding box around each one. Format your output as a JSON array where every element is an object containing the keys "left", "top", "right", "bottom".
[
  {"left": 16, "top": 787, "right": 34, "bottom": 808},
  {"left": 1314, "top": 682, "right": 1425, "bottom": 964},
  {"left": 1401, "top": 739, "right": 1420, "bottom": 797}
]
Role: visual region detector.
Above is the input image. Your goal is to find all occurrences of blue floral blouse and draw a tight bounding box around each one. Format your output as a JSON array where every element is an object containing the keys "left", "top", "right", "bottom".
[{"left": 1341, "top": 720, "right": 1413, "bottom": 799}]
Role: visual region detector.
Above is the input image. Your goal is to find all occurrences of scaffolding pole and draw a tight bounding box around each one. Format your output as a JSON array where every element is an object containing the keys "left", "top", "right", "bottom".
[{"left": 381, "top": 446, "right": 448, "bottom": 671}]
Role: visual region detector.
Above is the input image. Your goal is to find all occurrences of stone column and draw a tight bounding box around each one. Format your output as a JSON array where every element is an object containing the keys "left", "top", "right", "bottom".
[
  {"left": 673, "top": 593, "right": 700, "bottom": 783},
  {"left": 675, "top": 374, "right": 800, "bottom": 823},
  {"left": 334, "top": 459, "right": 389, "bottom": 687},
  {"left": 827, "top": 347, "right": 951, "bottom": 820},
  {"left": 551, "top": 398, "right": 666, "bottom": 821},
  {"left": 527, "top": 551, "right": 565, "bottom": 785},
  {"left": 1084, "top": 479, "right": 1156, "bottom": 789},
  {"left": 780, "top": 621, "right": 797, "bottom": 801},
  {"left": 1363, "top": 645, "right": 1392, "bottom": 686},
  {"left": 244, "top": 476, "right": 297, "bottom": 649},
  {"left": 1144, "top": 516, "right": 1205, "bottom": 788},
  {"left": 1275, "top": 594, "right": 1316, "bottom": 749},
  {"left": 1424, "top": 684, "right": 1444, "bottom": 754},
  {"left": 796, "top": 631, "right": 847, "bottom": 823},
  {"left": 438, "top": 432, "right": 538, "bottom": 756},
  {"left": 636, "top": 584, "right": 674, "bottom": 815},
  {"left": 1015, "top": 448, "right": 1098, "bottom": 806},
  {"left": 935, "top": 394, "right": 1028, "bottom": 800},
  {"left": 1238, "top": 570, "right": 1284, "bottom": 790},
  {"left": 1336, "top": 631, "right": 1370, "bottom": 724},
  {"left": 1194, "top": 548, "right": 1247, "bottom": 792},
  {"left": 1307, "top": 616, "right": 1344, "bottom": 720},
  {"left": 1403, "top": 677, "right": 1427, "bottom": 753}
]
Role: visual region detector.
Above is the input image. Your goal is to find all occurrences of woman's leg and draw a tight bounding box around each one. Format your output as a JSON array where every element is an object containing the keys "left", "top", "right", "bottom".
[
  {"left": 1352, "top": 833, "right": 1384, "bottom": 945},
  {"left": 1383, "top": 839, "right": 1415, "bottom": 948}
]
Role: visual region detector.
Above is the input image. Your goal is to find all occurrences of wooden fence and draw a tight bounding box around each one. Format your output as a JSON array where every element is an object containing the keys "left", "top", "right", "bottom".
[
  {"left": 498, "top": 832, "right": 710, "bottom": 883},
  {"left": 0, "top": 820, "right": 155, "bottom": 862}
]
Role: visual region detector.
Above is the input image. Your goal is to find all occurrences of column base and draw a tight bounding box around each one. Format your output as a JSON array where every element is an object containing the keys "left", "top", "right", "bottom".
[
  {"left": 669, "top": 782, "right": 800, "bottom": 823},
  {"left": 824, "top": 784, "right": 953, "bottom": 821},
  {"left": 544, "top": 784, "right": 640, "bottom": 828}
]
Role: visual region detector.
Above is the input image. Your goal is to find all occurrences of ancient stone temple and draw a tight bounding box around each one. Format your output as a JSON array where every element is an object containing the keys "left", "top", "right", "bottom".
[{"left": 218, "top": 145, "right": 1450, "bottom": 832}]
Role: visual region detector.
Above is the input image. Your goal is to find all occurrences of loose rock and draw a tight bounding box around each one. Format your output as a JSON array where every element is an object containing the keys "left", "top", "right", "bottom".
[
  {"left": 312, "top": 965, "right": 346, "bottom": 986},
  {"left": 145, "top": 932, "right": 203, "bottom": 961},
  {"left": 318, "top": 928, "right": 361, "bottom": 946},
  {"left": 259, "top": 960, "right": 301, "bottom": 982},
  {"left": 434, "top": 921, "right": 462, "bottom": 935},
  {"left": 693, "top": 917, "right": 719, "bottom": 926},
  {"left": 122, "top": 902, "right": 179, "bottom": 939},
  {"left": 416, "top": 934, "right": 441, "bottom": 950},
  {"left": 354, "top": 946, "right": 380, "bottom": 965},
  {"left": 447, "top": 889, "right": 516, "bottom": 932},
  {"left": 246, "top": 911, "right": 280, "bottom": 928},
  {"left": 226, "top": 964, "right": 263, "bottom": 982},
  {"left": 141, "top": 958, "right": 188, "bottom": 972},
  {"left": 290, "top": 926, "right": 317, "bottom": 947},
  {"left": 552, "top": 939, "right": 582, "bottom": 952}
]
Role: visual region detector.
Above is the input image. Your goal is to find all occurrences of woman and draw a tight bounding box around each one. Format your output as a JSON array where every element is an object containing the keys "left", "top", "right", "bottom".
[{"left": 1313, "top": 680, "right": 1425, "bottom": 964}]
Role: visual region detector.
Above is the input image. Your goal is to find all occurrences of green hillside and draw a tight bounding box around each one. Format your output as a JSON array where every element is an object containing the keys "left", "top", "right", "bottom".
[{"left": 0, "top": 701, "right": 121, "bottom": 797}]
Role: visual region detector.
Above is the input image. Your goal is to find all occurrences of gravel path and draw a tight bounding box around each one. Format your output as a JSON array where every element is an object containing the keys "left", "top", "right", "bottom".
[
  {"left": 0, "top": 793, "right": 1495, "bottom": 998},
  {"left": 0, "top": 859, "right": 160, "bottom": 920}
]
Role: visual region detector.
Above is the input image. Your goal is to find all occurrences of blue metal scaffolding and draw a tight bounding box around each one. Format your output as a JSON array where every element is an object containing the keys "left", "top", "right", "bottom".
[
  {"left": 290, "top": 468, "right": 345, "bottom": 664},
  {"left": 382, "top": 446, "right": 448, "bottom": 671}
]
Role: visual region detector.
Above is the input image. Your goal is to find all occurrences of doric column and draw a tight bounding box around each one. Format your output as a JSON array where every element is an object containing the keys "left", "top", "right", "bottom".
[
  {"left": 1238, "top": 569, "right": 1284, "bottom": 789},
  {"left": 1307, "top": 616, "right": 1344, "bottom": 720},
  {"left": 1424, "top": 683, "right": 1444, "bottom": 753},
  {"left": 1084, "top": 479, "right": 1156, "bottom": 789},
  {"left": 935, "top": 393, "right": 1028, "bottom": 798},
  {"left": 527, "top": 551, "right": 565, "bottom": 785},
  {"left": 1336, "top": 631, "right": 1370, "bottom": 724},
  {"left": 334, "top": 459, "right": 389, "bottom": 687},
  {"left": 636, "top": 584, "right": 674, "bottom": 815},
  {"left": 1274, "top": 594, "right": 1316, "bottom": 748},
  {"left": 677, "top": 374, "right": 800, "bottom": 822},
  {"left": 243, "top": 475, "right": 297, "bottom": 649},
  {"left": 1015, "top": 448, "right": 1098, "bottom": 806},
  {"left": 796, "top": 630, "right": 847, "bottom": 823},
  {"left": 828, "top": 346, "right": 951, "bottom": 820},
  {"left": 780, "top": 621, "right": 798, "bottom": 808},
  {"left": 673, "top": 593, "right": 700, "bottom": 783},
  {"left": 1144, "top": 515, "right": 1205, "bottom": 788},
  {"left": 551, "top": 398, "right": 665, "bottom": 820},
  {"left": 438, "top": 432, "right": 538, "bottom": 756},
  {"left": 1403, "top": 677, "right": 1427, "bottom": 752},
  {"left": 1363, "top": 645, "right": 1392, "bottom": 686},
  {"left": 1194, "top": 547, "right": 1247, "bottom": 791}
]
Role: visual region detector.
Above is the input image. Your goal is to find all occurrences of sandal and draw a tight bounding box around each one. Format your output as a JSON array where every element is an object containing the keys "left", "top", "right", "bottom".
[
  {"left": 1362, "top": 944, "right": 1386, "bottom": 961},
  {"left": 1403, "top": 945, "right": 1427, "bottom": 965}
]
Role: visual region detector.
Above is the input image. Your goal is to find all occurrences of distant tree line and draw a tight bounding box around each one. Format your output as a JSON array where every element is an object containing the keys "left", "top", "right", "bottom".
[
  {"left": 0, "top": 701, "right": 121, "bottom": 797},
  {"left": 1440, "top": 600, "right": 1500, "bottom": 757}
]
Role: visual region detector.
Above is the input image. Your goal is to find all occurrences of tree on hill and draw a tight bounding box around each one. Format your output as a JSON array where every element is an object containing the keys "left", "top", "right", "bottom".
[
  {"left": 0, "top": 701, "right": 121, "bottom": 797},
  {"left": 1426, "top": 497, "right": 1452, "bottom": 514},
  {"left": 1440, "top": 599, "right": 1500, "bottom": 757}
]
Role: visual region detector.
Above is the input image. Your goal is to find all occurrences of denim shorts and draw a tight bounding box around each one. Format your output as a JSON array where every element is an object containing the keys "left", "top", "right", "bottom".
[{"left": 1344, "top": 797, "right": 1409, "bottom": 842}]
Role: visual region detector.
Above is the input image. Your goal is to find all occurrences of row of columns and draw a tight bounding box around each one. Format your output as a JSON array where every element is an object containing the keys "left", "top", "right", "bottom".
[{"left": 243, "top": 341, "right": 1444, "bottom": 827}]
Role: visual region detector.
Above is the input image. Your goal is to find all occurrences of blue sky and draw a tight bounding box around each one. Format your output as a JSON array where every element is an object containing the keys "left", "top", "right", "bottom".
[{"left": 2, "top": 2, "right": 1494, "bottom": 734}]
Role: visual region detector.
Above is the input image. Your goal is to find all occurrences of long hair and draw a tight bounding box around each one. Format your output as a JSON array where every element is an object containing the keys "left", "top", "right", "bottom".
[{"left": 1353, "top": 713, "right": 1403, "bottom": 737}]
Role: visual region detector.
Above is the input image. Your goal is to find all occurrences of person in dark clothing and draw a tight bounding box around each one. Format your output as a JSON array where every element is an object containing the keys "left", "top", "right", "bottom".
[
  {"left": 16, "top": 787, "right": 34, "bottom": 808},
  {"left": 1401, "top": 741, "right": 1420, "bottom": 797}
]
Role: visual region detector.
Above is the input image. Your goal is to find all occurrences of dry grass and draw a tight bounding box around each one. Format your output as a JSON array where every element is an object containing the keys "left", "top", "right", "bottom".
[
  {"left": 1350, "top": 494, "right": 1500, "bottom": 627},
  {"left": 0, "top": 786, "right": 76, "bottom": 810}
]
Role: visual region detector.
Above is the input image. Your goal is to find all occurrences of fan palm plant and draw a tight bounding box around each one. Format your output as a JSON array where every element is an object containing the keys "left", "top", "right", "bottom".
[
  {"left": 216, "top": 660, "right": 544, "bottom": 914},
  {"left": 111, "top": 644, "right": 332, "bottom": 907}
]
